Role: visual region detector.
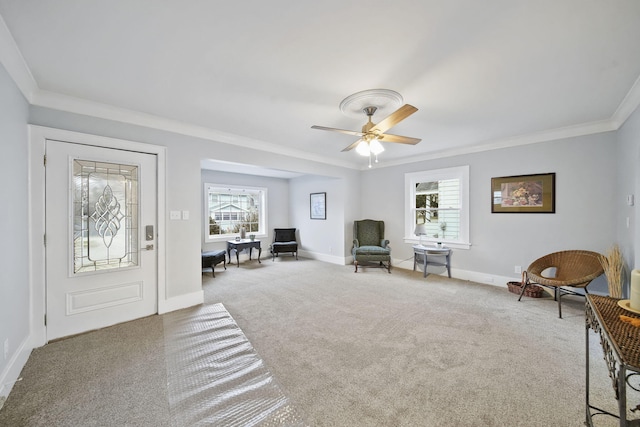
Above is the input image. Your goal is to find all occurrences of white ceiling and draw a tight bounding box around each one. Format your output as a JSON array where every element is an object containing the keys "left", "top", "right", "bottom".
[{"left": 1, "top": 1, "right": 640, "bottom": 170}]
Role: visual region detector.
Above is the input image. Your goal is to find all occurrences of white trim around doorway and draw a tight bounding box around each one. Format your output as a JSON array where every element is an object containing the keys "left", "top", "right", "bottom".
[{"left": 28, "top": 125, "right": 173, "bottom": 347}]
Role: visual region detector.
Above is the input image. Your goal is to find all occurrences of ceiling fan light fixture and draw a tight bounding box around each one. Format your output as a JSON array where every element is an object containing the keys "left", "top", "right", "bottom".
[
  {"left": 311, "top": 89, "right": 420, "bottom": 168},
  {"left": 355, "top": 140, "right": 370, "bottom": 156},
  {"left": 369, "top": 138, "right": 384, "bottom": 155}
]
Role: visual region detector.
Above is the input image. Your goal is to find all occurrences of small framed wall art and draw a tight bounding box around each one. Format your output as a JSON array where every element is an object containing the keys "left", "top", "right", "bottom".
[
  {"left": 310, "top": 192, "right": 326, "bottom": 220},
  {"left": 491, "top": 173, "right": 555, "bottom": 213}
]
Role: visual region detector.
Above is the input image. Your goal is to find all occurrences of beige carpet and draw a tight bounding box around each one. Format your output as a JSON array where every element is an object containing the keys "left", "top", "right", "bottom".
[
  {"left": 203, "top": 258, "right": 626, "bottom": 427},
  {"left": 0, "top": 257, "right": 628, "bottom": 426}
]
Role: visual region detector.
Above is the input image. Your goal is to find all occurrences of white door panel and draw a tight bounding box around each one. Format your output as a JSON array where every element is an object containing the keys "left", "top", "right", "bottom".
[{"left": 46, "top": 140, "right": 157, "bottom": 340}]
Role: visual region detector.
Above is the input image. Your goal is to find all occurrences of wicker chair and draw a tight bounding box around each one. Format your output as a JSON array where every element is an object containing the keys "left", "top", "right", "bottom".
[{"left": 518, "top": 250, "right": 604, "bottom": 318}]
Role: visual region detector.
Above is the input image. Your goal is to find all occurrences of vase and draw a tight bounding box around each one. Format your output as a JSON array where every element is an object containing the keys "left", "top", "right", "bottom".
[{"left": 240, "top": 227, "right": 246, "bottom": 239}]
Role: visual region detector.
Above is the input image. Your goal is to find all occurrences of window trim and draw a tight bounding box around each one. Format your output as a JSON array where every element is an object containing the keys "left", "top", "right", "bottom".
[
  {"left": 404, "top": 166, "right": 470, "bottom": 249},
  {"left": 203, "top": 183, "right": 268, "bottom": 243}
]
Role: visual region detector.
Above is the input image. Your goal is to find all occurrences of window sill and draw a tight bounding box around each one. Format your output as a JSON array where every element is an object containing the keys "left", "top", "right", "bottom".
[
  {"left": 206, "top": 233, "right": 268, "bottom": 243},
  {"left": 403, "top": 237, "right": 471, "bottom": 250}
]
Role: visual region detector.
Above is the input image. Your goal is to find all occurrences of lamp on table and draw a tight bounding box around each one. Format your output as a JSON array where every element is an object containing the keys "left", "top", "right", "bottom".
[{"left": 414, "top": 224, "right": 428, "bottom": 247}]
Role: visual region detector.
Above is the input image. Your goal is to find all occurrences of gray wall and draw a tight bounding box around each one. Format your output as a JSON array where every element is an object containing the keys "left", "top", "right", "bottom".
[
  {"left": 616, "top": 106, "right": 640, "bottom": 289},
  {"left": 359, "top": 132, "right": 618, "bottom": 293},
  {"left": 0, "top": 63, "right": 29, "bottom": 394},
  {"left": 199, "top": 171, "right": 362, "bottom": 261},
  {"left": 290, "top": 175, "right": 349, "bottom": 260}
]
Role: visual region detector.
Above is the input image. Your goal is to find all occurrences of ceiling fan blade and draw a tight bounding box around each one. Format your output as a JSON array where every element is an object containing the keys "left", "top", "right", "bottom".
[
  {"left": 378, "top": 134, "right": 422, "bottom": 145},
  {"left": 370, "top": 104, "right": 418, "bottom": 134},
  {"left": 311, "top": 125, "right": 363, "bottom": 137},
  {"left": 341, "top": 139, "right": 362, "bottom": 152}
]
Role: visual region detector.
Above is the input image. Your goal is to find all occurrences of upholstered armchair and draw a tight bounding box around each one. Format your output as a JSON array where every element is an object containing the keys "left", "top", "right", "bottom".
[
  {"left": 352, "top": 219, "right": 391, "bottom": 273},
  {"left": 270, "top": 228, "right": 298, "bottom": 261}
]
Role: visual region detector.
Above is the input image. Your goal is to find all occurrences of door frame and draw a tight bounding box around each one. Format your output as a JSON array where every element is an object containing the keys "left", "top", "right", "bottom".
[{"left": 29, "top": 125, "right": 167, "bottom": 346}]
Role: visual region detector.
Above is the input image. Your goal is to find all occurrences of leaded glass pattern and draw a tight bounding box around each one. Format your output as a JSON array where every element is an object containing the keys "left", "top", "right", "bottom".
[{"left": 73, "top": 159, "right": 139, "bottom": 273}]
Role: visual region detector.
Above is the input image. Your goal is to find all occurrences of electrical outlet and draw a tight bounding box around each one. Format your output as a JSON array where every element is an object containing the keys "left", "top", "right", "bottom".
[
  {"left": 3, "top": 339, "right": 8, "bottom": 360},
  {"left": 514, "top": 265, "right": 522, "bottom": 274}
]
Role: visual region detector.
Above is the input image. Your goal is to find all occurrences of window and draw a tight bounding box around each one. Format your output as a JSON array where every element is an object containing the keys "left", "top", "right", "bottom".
[
  {"left": 405, "top": 166, "right": 470, "bottom": 249},
  {"left": 204, "top": 184, "right": 267, "bottom": 241}
]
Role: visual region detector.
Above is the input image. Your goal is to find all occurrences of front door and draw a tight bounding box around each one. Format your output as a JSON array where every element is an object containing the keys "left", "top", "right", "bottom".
[{"left": 45, "top": 140, "right": 158, "bottom": 340}]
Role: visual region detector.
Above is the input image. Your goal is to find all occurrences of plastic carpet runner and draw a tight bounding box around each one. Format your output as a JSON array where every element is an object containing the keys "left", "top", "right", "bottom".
[{"left": 163, "top": 303, "right": 307, "bottom": 426}]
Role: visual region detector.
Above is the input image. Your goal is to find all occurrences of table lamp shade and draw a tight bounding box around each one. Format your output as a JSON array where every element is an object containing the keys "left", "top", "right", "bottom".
[
  {"left": 414, "top": 224, "right": 428, "bottom": 236},
  {"left": 414, "top": 224, "right": 428, "bottom": 246}
]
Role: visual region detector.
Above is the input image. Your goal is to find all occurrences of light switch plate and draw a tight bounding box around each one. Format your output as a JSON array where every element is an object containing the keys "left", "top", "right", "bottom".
[
  {"left": 170, "top": 210, "right": 181, "bottom": 220},
  {"left": 182, "top": 210, "right": 189, "bottom": 220}
]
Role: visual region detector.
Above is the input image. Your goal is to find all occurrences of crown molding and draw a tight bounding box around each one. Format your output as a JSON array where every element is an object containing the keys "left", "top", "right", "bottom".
[
  {"left": 0, "top": 13, "right": 37, "bottom": 101},
  {"left": 31, "top": 90, "right": 359, "bottom": 170},
  {"left": 369, "top": 118, "right": 618, "bottom": 170},
  {"left": 611, "top": 73, "right": 640, "bottom": 129},
  {"left": 28, "top": 87, "right": 633, "bottom": 173}
]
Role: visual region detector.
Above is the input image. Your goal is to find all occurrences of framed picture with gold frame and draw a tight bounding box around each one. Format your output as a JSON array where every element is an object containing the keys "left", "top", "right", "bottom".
[{"left": 491, "top": 173, "right": 555, "bottom": 213}]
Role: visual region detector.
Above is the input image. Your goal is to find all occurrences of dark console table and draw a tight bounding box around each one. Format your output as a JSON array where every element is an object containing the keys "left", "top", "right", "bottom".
[
  {"left": 227, "top": 239, "right": 261, "bottom": 267},
  {"left": 585, "top": 294, "right": 640, "bottom": 426}
]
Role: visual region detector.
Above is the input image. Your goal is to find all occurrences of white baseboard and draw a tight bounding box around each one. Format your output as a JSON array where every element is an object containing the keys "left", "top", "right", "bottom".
[
  {"left": 298, "top": 250, "right": 348, "bottom": 265},
  {"left": 158, "top": 290, "right": 204, "bottom": 314},
  {"left": 0, "top": 335, "right": 32, "bottom": 407},
  {"left": 446, "top": 268, "right": 518, "bottom": 289},
  {"left": 392, "top": 256, "right": 520, "bottom": 288}
]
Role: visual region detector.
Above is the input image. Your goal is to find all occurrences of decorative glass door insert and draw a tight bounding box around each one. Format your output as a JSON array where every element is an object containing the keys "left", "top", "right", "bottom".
[{"left": 73, "top": 159, "right": 139, "bottom": 273}]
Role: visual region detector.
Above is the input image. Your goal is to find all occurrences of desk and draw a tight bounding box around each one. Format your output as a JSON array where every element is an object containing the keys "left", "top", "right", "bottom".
[
  {"left": 585, "top": 294, "right": 640, "bottom": 426},
  {"left": 413, "top": 245, "right": 451, "bottom": 278},
  {"left": 227, "top": 239, "right": 262, "bottom": 267}
]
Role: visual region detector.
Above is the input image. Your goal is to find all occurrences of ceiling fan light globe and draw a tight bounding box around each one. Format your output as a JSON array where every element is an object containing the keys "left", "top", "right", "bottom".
[
  {"left": 370, "top": 139, "right": 384, "bottom": 155},
  {"left": 355, "top": 140, "right": 370, "bottom": 156}
]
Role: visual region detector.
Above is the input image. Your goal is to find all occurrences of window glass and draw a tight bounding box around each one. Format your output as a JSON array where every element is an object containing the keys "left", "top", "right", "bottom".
[
  {"left": 405, "top": 166, "right": 469, "bottom": 248},
  {"left": 204, "top": 184, "right": 267, "bottom": 240},
  {"left": 414, "top": 179, "right": 460, "bottom": 239},
  {"left": 73, "top": 159, "right": 139, "bottom": 273}
]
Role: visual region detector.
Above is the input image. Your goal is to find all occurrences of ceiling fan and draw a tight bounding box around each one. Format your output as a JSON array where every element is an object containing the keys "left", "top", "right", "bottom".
[{"left": 311, "top": 103, "right": 421, "bottom": 166}]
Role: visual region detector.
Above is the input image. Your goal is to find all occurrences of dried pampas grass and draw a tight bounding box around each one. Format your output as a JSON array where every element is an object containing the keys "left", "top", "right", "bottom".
[{"left": 600, "top": 244, "right": 624, "bottom": 298}]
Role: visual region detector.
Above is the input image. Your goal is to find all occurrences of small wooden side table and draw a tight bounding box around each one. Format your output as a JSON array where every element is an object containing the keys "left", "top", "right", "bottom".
[{"left": 413, "top": 245, "right": 451, "bottom": 278}]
